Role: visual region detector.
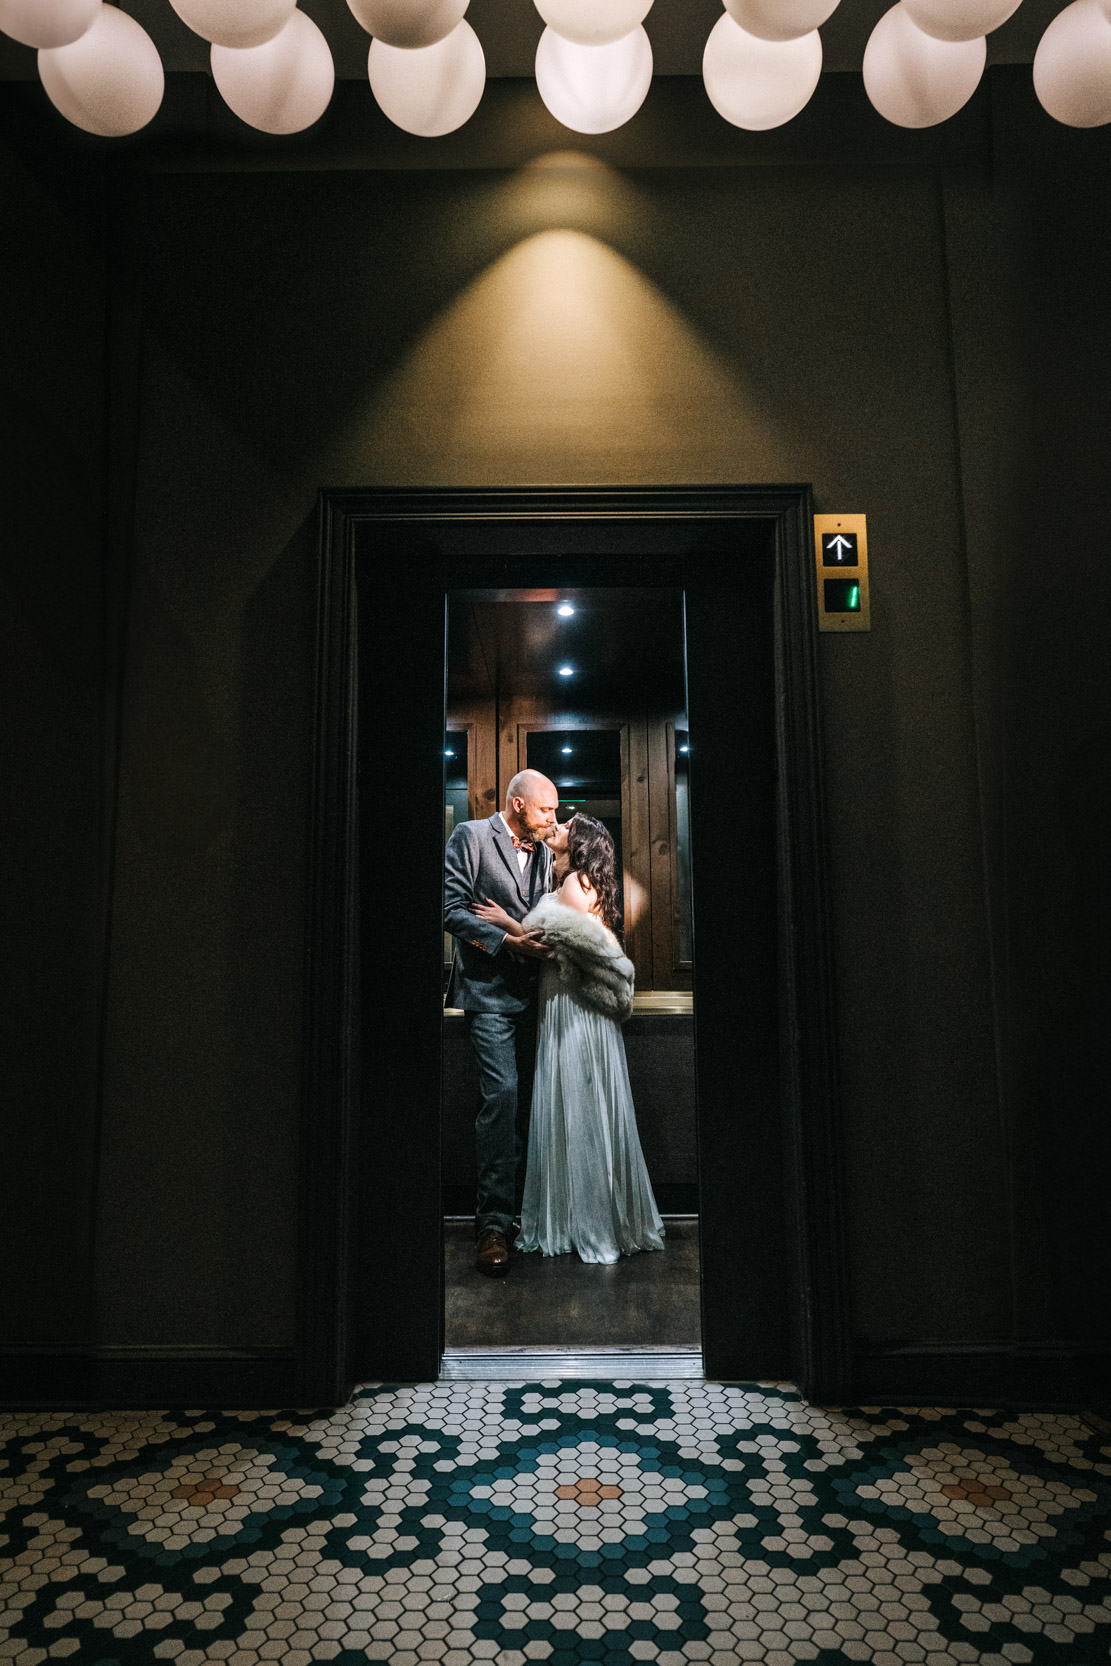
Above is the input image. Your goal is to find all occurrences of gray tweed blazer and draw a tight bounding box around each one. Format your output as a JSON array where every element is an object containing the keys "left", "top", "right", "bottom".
[{"left": 444, "top": 814, "right": 554, "bottom": 1013}]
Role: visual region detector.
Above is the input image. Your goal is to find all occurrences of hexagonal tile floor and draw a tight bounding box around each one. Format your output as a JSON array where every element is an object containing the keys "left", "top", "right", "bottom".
[{"left": 2, "top": 1382, "right": 1109, "bottom": 1664}]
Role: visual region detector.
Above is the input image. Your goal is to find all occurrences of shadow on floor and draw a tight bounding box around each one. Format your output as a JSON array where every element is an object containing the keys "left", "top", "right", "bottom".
[{"left": 444, "top": 1218, "right": 701, "bottom": 1349}]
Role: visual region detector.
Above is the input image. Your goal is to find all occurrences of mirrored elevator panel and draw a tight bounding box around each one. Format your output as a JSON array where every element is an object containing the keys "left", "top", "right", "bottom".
[
  {"left": 442, "top": 587, "right": 699, "bottom": 1356},
  {"left": 526, "top": 728, "right": 625, "bottom": 929}
]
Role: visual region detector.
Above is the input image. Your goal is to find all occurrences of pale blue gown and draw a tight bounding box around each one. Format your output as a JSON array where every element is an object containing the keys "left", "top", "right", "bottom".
[{"left": 517, "top": 960, "right": 665, "bottom": 1264}]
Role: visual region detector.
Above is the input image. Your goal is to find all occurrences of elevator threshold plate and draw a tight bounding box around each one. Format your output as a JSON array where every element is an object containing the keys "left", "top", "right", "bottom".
[{"left": 439, "top": 1346, "right": 703, "bottom": 1381}]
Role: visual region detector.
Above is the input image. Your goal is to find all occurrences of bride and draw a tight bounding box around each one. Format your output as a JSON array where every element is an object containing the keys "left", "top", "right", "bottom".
[{"left": 473, "top": 814, "right": 664, "bottom": 1264}]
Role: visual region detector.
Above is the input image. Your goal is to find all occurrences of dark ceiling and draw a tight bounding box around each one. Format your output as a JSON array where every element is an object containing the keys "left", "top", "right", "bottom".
[
  {"left": 0, "top": 0, "right": 1064, "bottom": 81},
  {"left": 448, "top": 586, "right": 687, "bottom": 713}
]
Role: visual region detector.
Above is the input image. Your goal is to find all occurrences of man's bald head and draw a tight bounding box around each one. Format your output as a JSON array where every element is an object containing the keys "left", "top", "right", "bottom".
[
  {"left": 505, "top": 769, "right": 555, "bottom": 808},
  {"left": 503, "top": 769, "right": 559, "bottom": 843}
]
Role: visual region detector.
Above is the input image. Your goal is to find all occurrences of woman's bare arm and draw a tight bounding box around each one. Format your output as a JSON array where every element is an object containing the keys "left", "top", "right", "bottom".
[{"left": 472, "top": 898, "right": 527, "bottom": 938}]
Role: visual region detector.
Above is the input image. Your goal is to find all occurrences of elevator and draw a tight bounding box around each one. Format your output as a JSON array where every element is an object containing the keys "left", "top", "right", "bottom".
[
  {"left": 300, "top": 485, "right": 848, "bottom": 1403},
  {"left": 441, "top": 586, "right": 700, "bottom": 1375}
]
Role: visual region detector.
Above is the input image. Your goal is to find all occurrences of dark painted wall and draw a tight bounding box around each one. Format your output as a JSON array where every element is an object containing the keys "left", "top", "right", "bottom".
[
  {"left": 0, "top": 144, "right": 107, "bottom": 1343},
  {"left": 1, "top": 69, "right": 1107, "bottom": 1362},
  {"left": 1001, "top": 124, "right": 1111, "bottom": 1352}
]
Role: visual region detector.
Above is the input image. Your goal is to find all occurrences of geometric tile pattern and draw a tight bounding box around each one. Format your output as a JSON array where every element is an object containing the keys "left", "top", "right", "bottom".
[{"left": 1, "top": 1382, "right": 1109, "bottom": 1664}]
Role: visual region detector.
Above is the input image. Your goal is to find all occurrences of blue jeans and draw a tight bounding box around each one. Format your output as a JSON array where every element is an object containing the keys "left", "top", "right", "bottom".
[{"left": 466, "top": 1007, "right": 538, "bottom": 1237}]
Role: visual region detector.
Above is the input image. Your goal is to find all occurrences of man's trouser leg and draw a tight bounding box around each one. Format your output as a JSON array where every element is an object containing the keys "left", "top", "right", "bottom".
[
  {"left": 468, "top": 1008, "right": 535, "bottom": 1237},
  {"left": 512, "top": 1005, "right": 538, "bottom": 1221}
]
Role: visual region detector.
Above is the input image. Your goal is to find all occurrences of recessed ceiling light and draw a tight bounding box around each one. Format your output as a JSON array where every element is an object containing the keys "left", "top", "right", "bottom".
[
  {"left": 561, "top": 746, "right": 573, "bottom": 754},
  {"left": 557, "top": 603, "right": 575, "bottom": 617},
  {"left": 445, "top": 749, "right": 455, "bottom": 757},
  {"left": 679, "top": 744, "right": 689, "bottom": 754},
  {"left": 558, "top": 665, "right": 574, "bottom": 677}
]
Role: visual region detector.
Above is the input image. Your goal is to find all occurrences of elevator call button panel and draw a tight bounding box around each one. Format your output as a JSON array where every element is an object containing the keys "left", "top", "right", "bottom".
[{"left": 814, "top": 513, "right": 870, "bottom": 632}]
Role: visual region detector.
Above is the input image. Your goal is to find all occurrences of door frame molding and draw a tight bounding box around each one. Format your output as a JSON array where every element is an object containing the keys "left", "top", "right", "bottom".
[{"left": 301, "top": 485, "right": 849, "bottom": 1404}]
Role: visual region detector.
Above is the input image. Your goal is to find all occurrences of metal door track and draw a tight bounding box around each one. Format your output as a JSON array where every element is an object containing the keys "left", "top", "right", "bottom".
[{"left": 439, "top": 1346, "right": 703, "bottom": 1381}]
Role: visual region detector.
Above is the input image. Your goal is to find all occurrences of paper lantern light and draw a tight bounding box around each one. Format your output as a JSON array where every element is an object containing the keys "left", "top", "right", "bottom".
[
  {"left": 534, "top": 24, "right": 652, "bottom": 132},
  {"left": 369, "top": 19, "right": 485, "bottom": 135},
  {"left": 722, "top": 0, "right": 840, "bottom": 44},
  {"left": 212, "top": 9, "right": 335, "bottom": 134},
  {"left": 38, "top": 5, "right": 163, "bottom": 136},
  {"left": 533, "top": 0, "right": 652, "bottom": 49},
  {"left": 0, "top": 0, "right": 97, "bottom": 50},
  {"left": 902, "top": 0, "right": 1022, "bottom": 41},
  {"left": 702, "top": 13, "right": 822, "bottom": 129},
  {"left": 1033, "top": 0, "right": 1111, "bottom": 125},
  {"left": 170, "top": 0, "right": 295, "bottom": 50},
  {"left": 863, "top": 3, "right": 985, "bottom": 126},
  {"left": 347, "top": 0, "right": 468, "bottom": 50}
]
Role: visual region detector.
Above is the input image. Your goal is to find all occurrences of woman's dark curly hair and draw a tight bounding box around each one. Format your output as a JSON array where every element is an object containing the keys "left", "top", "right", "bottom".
[{"left": 565, "top": 814, "right": 621, "bottom": 934}]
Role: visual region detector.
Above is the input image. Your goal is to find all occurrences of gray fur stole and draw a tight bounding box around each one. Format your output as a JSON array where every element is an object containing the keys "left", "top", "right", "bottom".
[{"left": 523, "top": 893, "right": 635, "bottom": 1023}]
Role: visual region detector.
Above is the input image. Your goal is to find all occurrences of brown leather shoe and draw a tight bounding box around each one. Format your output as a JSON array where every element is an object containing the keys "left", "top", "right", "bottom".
[{"left": 475, "top": 1229, "right": 510, "bottom": 1277}]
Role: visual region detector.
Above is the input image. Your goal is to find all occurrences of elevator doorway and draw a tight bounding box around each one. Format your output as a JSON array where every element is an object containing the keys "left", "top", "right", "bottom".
[
  {"left": 302, "top": 485, "right": 849, "bottom": 1404},
  {"left": 442, "top": 587, "right": 700, "bottom": 1371}
]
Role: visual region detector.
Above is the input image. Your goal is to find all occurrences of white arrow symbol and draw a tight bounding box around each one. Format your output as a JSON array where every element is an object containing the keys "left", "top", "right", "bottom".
[{"left": 827, "top": 534, "right": 854, "bottom": 560}]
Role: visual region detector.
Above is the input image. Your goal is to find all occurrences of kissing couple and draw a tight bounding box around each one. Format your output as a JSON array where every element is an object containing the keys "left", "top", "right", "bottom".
[{"left": 444, "top": 768, "right": 664, "bottom": 1277}]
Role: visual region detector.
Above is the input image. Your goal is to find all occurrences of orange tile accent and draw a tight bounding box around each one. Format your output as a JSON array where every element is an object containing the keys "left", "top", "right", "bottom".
[
  {"left": 171, "top": 1475, "right": 239, "bottom": 1507},
  {"left": 942, "top": 1480, "right": 1013, "bottom": 1507},
  {"left": 554, "top": 1477, "right": 623, "bottom": 1508}
]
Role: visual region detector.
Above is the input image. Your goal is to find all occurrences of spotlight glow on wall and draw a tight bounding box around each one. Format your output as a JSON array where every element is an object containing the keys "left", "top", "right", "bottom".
[
  {"left": 534, "top": 24, "right": 653, "bottom": 133},
  {"left": 1033, "top": 0, "right": 1111, "bottom": 125},
  {"left": 211, "top": 8, "right": 334, "bottom": 133},
  {"left": 38, "top": 5, "right": 164, "bottom": 135},
  {"left": 368, "top": 19, "right": 485, "bottom": 135},
  {"left": 702, "top": 12, "right": 822, "bottom": 129},
  {"left": 533, "top": 0, "right": 652, "bottom": 49},
  {"left": 863, "top": 3, "right": 986, "bottom": 127},
  {"left": 347, "top": 0, "right": 468, "bottom": 51},
  {"left": 0, "top": 0, "right": 97, "bottom": 50},
  {"left": 169, "top": 0, "right": 295, "bottom": 50}
]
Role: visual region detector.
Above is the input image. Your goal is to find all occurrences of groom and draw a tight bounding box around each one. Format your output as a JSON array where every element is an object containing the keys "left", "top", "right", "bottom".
[{"left": 444, "top": 770, "right": 558, "bottom": 1277}]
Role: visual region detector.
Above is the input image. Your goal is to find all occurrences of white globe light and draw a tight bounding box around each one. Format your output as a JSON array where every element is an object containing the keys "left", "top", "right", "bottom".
[
  {"left": 534, "top": 25, "right": 652, "bottom": 133},
  {"left": 722, "top": 0, "right": 839, "bottom": 45},
  {"left": 347, "top": 0, "right": 468, "bottom": 49},
  {"left": 169, "top": 0, "right": 295, "bottom": 50},
  {"left": 702, "top": 13, "right": 822, "bottom": 130},
  {"left": 863, "top": 3, "right": 985, "bottom": 126},
  {"left": 369, "top": 20, "right": 485, "bottom": 135},
  {"left": 533, "top": 0, "right": 652, "bottom": 49},
  {"left": 0, "top": 0, "right": 97, "bottom": 49},
  {"left": 212, "top": 9, "right": 334, "bottom": 134},
  {"left": 1034, "top": 0, "right": 1111, "bottom": 125},
  {"left": 38, "top": 5, "right": 163, "bottom": 136},
  {"left": 901, "top": 0, "right": 1021, "bottom": 40}
]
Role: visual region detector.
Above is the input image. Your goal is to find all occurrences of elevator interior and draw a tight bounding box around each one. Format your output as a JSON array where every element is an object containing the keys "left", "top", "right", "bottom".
[{"left": 443, "top": 587, "right": 699, "bottom": 1353}]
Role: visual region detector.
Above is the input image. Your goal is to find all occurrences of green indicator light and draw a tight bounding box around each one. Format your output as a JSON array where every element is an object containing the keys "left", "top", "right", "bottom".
[{"left": 824, "top": 577, "right": 862, "bottom": 613}]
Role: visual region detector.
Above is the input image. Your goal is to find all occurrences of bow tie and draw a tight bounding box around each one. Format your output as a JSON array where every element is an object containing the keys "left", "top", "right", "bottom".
[{"left": 511, "top": 836, "right": 535, "bottom": 854}]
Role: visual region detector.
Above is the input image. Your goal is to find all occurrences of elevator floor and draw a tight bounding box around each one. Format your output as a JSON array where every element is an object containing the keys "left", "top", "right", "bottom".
[{"left": 443, "top": 1217, "right": 701, "bottom": 1349}]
